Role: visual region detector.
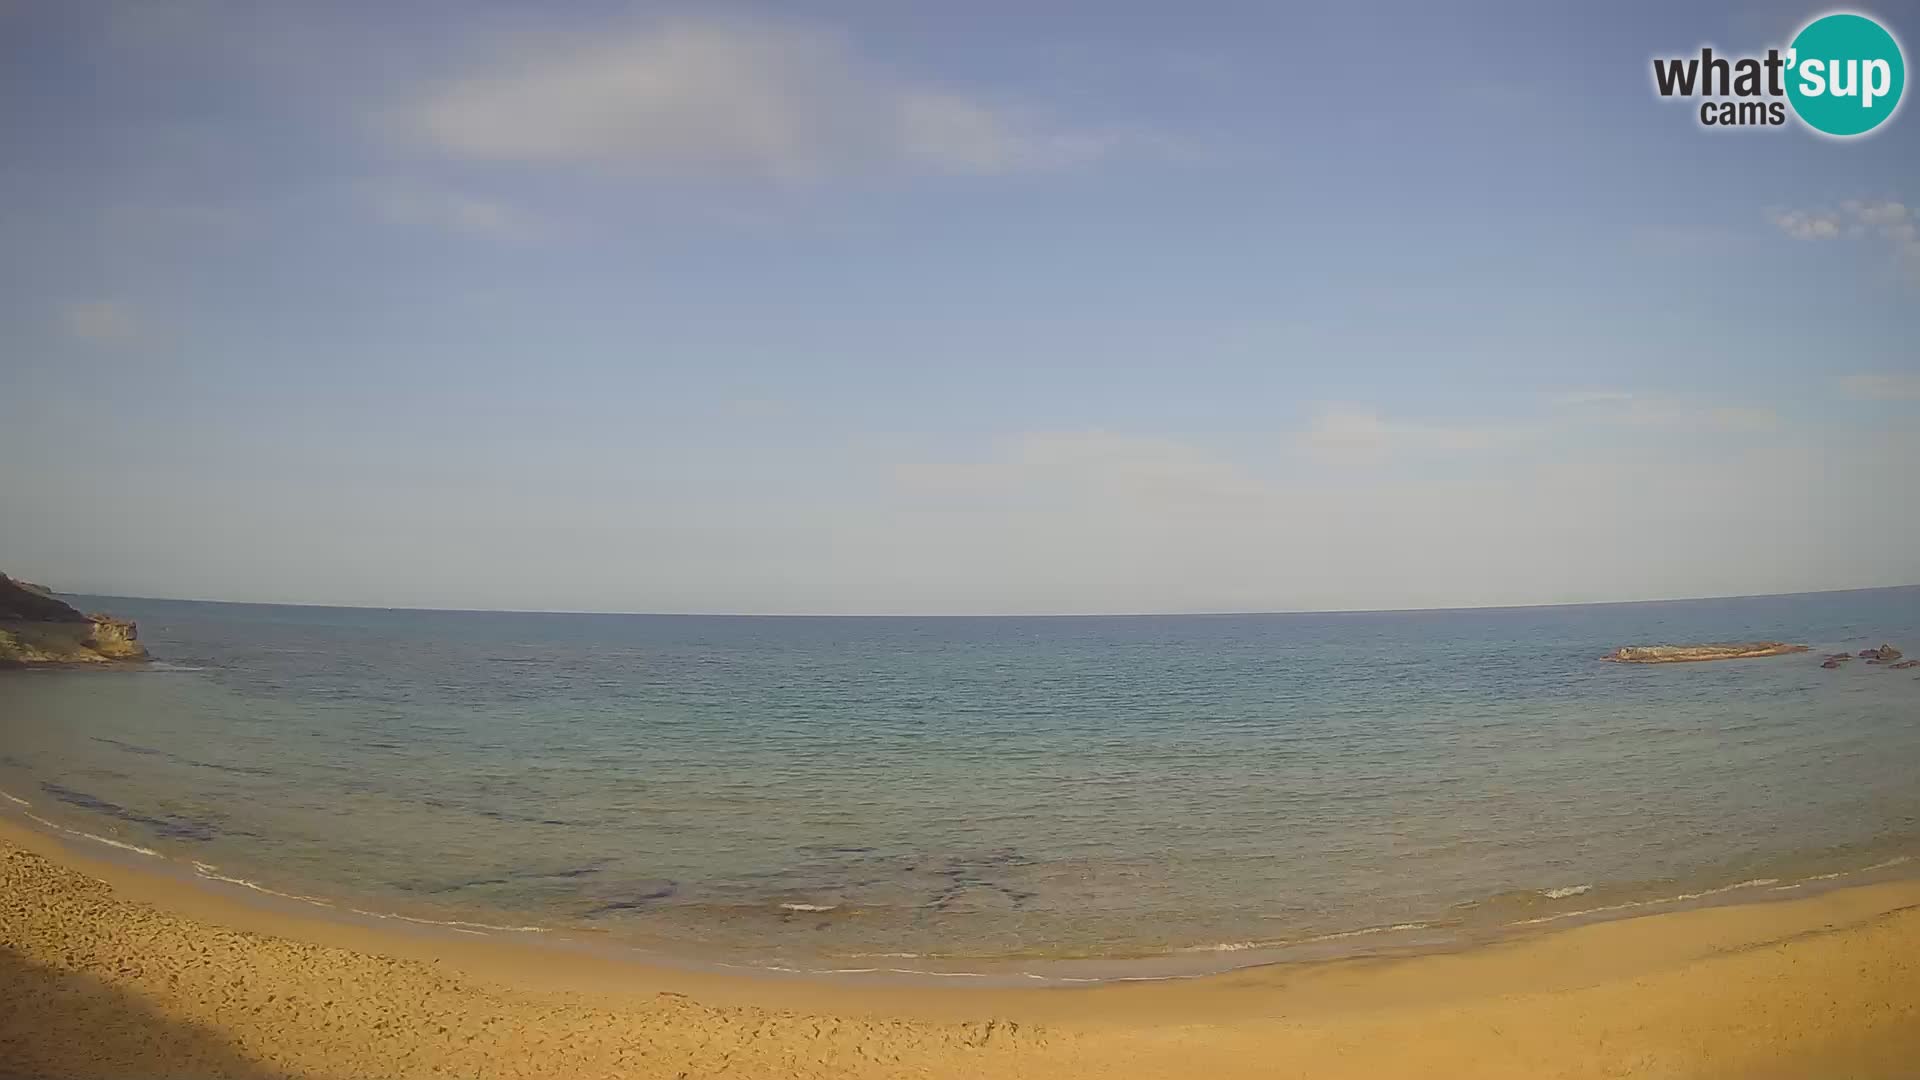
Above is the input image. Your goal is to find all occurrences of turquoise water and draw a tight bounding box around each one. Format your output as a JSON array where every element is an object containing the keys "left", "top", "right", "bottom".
[{"left": 2, "top": 588, "right": 1918, "bottom": 979}]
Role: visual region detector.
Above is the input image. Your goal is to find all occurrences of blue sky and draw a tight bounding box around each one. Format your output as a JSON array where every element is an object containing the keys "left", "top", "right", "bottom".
[{"left": 2, "top": 1, "right": 1917, "bottom": 613}]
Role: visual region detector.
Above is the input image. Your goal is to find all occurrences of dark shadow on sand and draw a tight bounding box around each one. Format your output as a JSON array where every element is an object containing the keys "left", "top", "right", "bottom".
[{"left": 0, "top": 945, "right": 301, "bottom": 1080}]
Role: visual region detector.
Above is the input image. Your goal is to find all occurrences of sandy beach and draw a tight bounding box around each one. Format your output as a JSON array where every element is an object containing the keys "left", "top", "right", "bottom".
[{"left": 2, "top": 818, "right": 1917, "bottom": 1079}]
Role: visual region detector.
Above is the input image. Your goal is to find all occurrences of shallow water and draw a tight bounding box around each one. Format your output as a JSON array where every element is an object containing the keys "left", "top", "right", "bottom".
[{"left": 2, "top": 589, "right": 1917, "bottom": 977}]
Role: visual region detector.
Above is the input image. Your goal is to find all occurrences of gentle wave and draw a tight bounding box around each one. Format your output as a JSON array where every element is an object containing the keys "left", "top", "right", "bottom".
[
  {"left": 1511, "top": 878, "right": 1780, "bottom": 927},
  {"left": 1182, "top": 921, "right": 1432, "bottom": 954},
  {"left": 1516, "top": 857, "right": 1919, "bottom": 925},
  {"left": 5, "top": 803, "right": 553, "bottom": 938},
  {"left": 23, "top": 812, "right": 162, "bottom": 858},
  {"left": 7, "top": 779, "right": 1916, "bottom": 982},
  {"left": 191, "top": 862, "right": 337, "bottom": 907},
  {"left": 345, "top": 907, "right": 551, "bottom": 935}
]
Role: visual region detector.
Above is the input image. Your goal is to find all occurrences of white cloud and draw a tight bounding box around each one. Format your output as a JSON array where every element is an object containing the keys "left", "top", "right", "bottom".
[
  {"left": 1839, "top": 373, "right": 1920, "bottom": 401},
  {"left": 1620, "top": 399, "right": 1779, "bottom": 431},
  {"left": 897, "top": 431, "right": 1263, "bottom": 505},
  {"left": 1551, "top": 390, "right": 1635, "bottom": 406},
  {"left": 1551, "top": 391, "right": 1778, "bottom": 432},
  {"left": 1296, "top": 408, "right": 1512, "bottom": 466},
  {"left": 398, "top": 18, "right": 1138, "bottom": 180},
  {"left": 362, "top": 181, "right": 529, "bottom": 238},
  {"left": 850, "top": 420, "right": 1920, "bottom": 613},
  {"left": 1769, "top": 199, "right": 1920, "bottom": 282},
  {"left": 1767, "top": 208, "right": 1843, "bottom": 240},
  {"left": 1842, "top": 199, "right": 1909, "bottom": 227},
  {"left": 59, "top": 300, "right": 141, "bottom": 345},
  {"left": 895, "top": 92, "right": 1121, "bottom": 174}
]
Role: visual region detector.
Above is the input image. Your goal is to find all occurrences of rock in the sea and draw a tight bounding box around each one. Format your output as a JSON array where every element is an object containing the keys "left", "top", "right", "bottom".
[
  {"left": 1890, "top": 659, "right": 1919, "bottom": 670},
  {"left": 1859, "top": 644, "right": 1903, "bottom": 662},
  {"left": 1821, "top": 658, "right": 1843, "bottom": 669},
  {"left": 1604, "top": 643, "right": 1809, "bottom": 664},
  {"left": 0, "top": 574, "right": 148, "bottom": 667},
  {"left": 577, "top": 879, "right": 678, "bottom": 918}
]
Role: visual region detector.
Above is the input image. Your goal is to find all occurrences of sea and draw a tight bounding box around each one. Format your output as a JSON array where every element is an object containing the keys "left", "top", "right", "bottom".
[{"left": 3, "top": 587, "right": 1917, "bottom": 983}]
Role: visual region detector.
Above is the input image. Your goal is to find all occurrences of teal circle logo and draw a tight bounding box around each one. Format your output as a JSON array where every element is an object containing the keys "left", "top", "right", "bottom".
[{"left": 1787, "top": 12, "right": 1905, "bottom": 136}]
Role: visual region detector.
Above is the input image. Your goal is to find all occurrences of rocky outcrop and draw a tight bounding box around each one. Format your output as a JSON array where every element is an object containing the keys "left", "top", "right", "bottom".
[
  {"left": 0, "top": 574, "right": 147, "bottom": 667},
  {"left": 1604, "top": 643, "right": 1808, "bottom": 664},
  {"left": 1816, "top": 644, "right": 1914, "bottom": 672}
]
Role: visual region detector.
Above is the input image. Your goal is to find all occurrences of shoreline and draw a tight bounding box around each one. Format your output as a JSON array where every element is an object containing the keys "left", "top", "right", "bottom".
[
  {"left": 8, "top": 793, "right": 1919, "bottom": 988},
  {"left": 6, "top": 818, "right": 1920, "bottom": 1077}
]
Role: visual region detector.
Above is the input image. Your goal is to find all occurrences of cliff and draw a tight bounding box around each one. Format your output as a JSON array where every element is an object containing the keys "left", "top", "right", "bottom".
[{"left": 0, "top": 574, "right": 148, "bottom": 667}]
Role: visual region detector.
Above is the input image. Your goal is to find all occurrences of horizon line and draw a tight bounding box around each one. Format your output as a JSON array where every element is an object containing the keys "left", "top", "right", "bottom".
[{"left": 49, "top": 581, "right": 1920, "bottom": 620}]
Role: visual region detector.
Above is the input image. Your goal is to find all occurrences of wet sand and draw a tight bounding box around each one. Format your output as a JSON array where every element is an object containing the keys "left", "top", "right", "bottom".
[{"left": 3, "top": 818, "right": 1918, "bottom": 1079}]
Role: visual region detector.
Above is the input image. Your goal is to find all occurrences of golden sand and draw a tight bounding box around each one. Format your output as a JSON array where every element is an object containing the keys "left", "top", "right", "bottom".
[{"left": 3, "top": 817, "right": 1917, "bottom": 1079}]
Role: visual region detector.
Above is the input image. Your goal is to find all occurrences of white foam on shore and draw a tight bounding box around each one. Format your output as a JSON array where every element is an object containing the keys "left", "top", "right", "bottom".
[
  {"left": 778, "top": 902, "right": 838, "bottom": 912},
  {"left": 1541, "top": 884, "right": 1592, "bottom": 899},
  {"left": 345, "top": 907, "right": 551, "bottom": 934},
  {"left": 11, "top": 799, "right": 557, "bottom": 941},
  {"left": 0, "top": 789, "right": 29, "bottom": 807},
  {"left": 1182, "top": 921, "right": 1431, "bottom": 953},
  {"left": 23, "top": 813, "right": 161, "bottom": 858},
  {"left": 1307, "top": 921, "right": 1431, "bottom": 942},
  {"left": 191, "top": 862, "right": 337, "bottom": 907},
  {"left": 1512, "top": 878, "right": 1779, "bottom": 926}
]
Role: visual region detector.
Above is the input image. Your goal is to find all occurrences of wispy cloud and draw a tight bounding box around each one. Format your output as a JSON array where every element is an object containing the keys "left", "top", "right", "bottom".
[
  {"left": 1839, "top": 373, "right": 1920, "bottom": 401},
  {"left": 1767, "top": 207, "right": 1845, "bottom": 240},
  {"left": 1296, "top": 408, "right": 1516, "bottom": 466},
  {"left": 1767, "top": 199, "right": 1919, "bottom": 282},
  {"left": 1552, "top": 391, "right": 1778, "bottom": 432},
  {"left": 395, "top": 17, "right": 1150, "bottom": 181},
  {"left": 361, "top": 181, "right": 530, "bottom": 238},
  {"left": 897, "top": 431, "right": 1263, "bottom": 505},
  {"left": 1617, "top": 399, "right": 1779, "bottom": 432},
  {"left": 59, "top": 300, "right": 141, "bottom": 345},
  {"left": 1550, "top": 390, "right": 1636, "bottom": 406}
]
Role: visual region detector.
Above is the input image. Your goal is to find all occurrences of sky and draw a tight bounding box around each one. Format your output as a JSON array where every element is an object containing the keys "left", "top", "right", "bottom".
[{"left": 2, "top": 0, "right": 1917, "bottom": 615}]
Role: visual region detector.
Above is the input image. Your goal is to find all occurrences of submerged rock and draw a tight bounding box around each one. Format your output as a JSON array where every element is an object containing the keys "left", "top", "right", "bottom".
[
  {"left": 1821, "top": 658, "right": 1843, "bottom": 669},
  {"left": 577, "top": 879, "right": 678, "bottom": 918},
  {"left": 1603, "top": 643, "right": 1808, "bottom": 664},
  {"left": 1889, "top": 659, "right": 1919, "bottom": 670},
  {"left": 0, "top": 573, "right": 148, "bottom": 667}
]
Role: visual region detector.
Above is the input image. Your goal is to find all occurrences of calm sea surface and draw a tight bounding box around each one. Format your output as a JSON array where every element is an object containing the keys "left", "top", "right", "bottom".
[{"left": 3, "top": 589, "right": 1918, "bottom": 980}]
